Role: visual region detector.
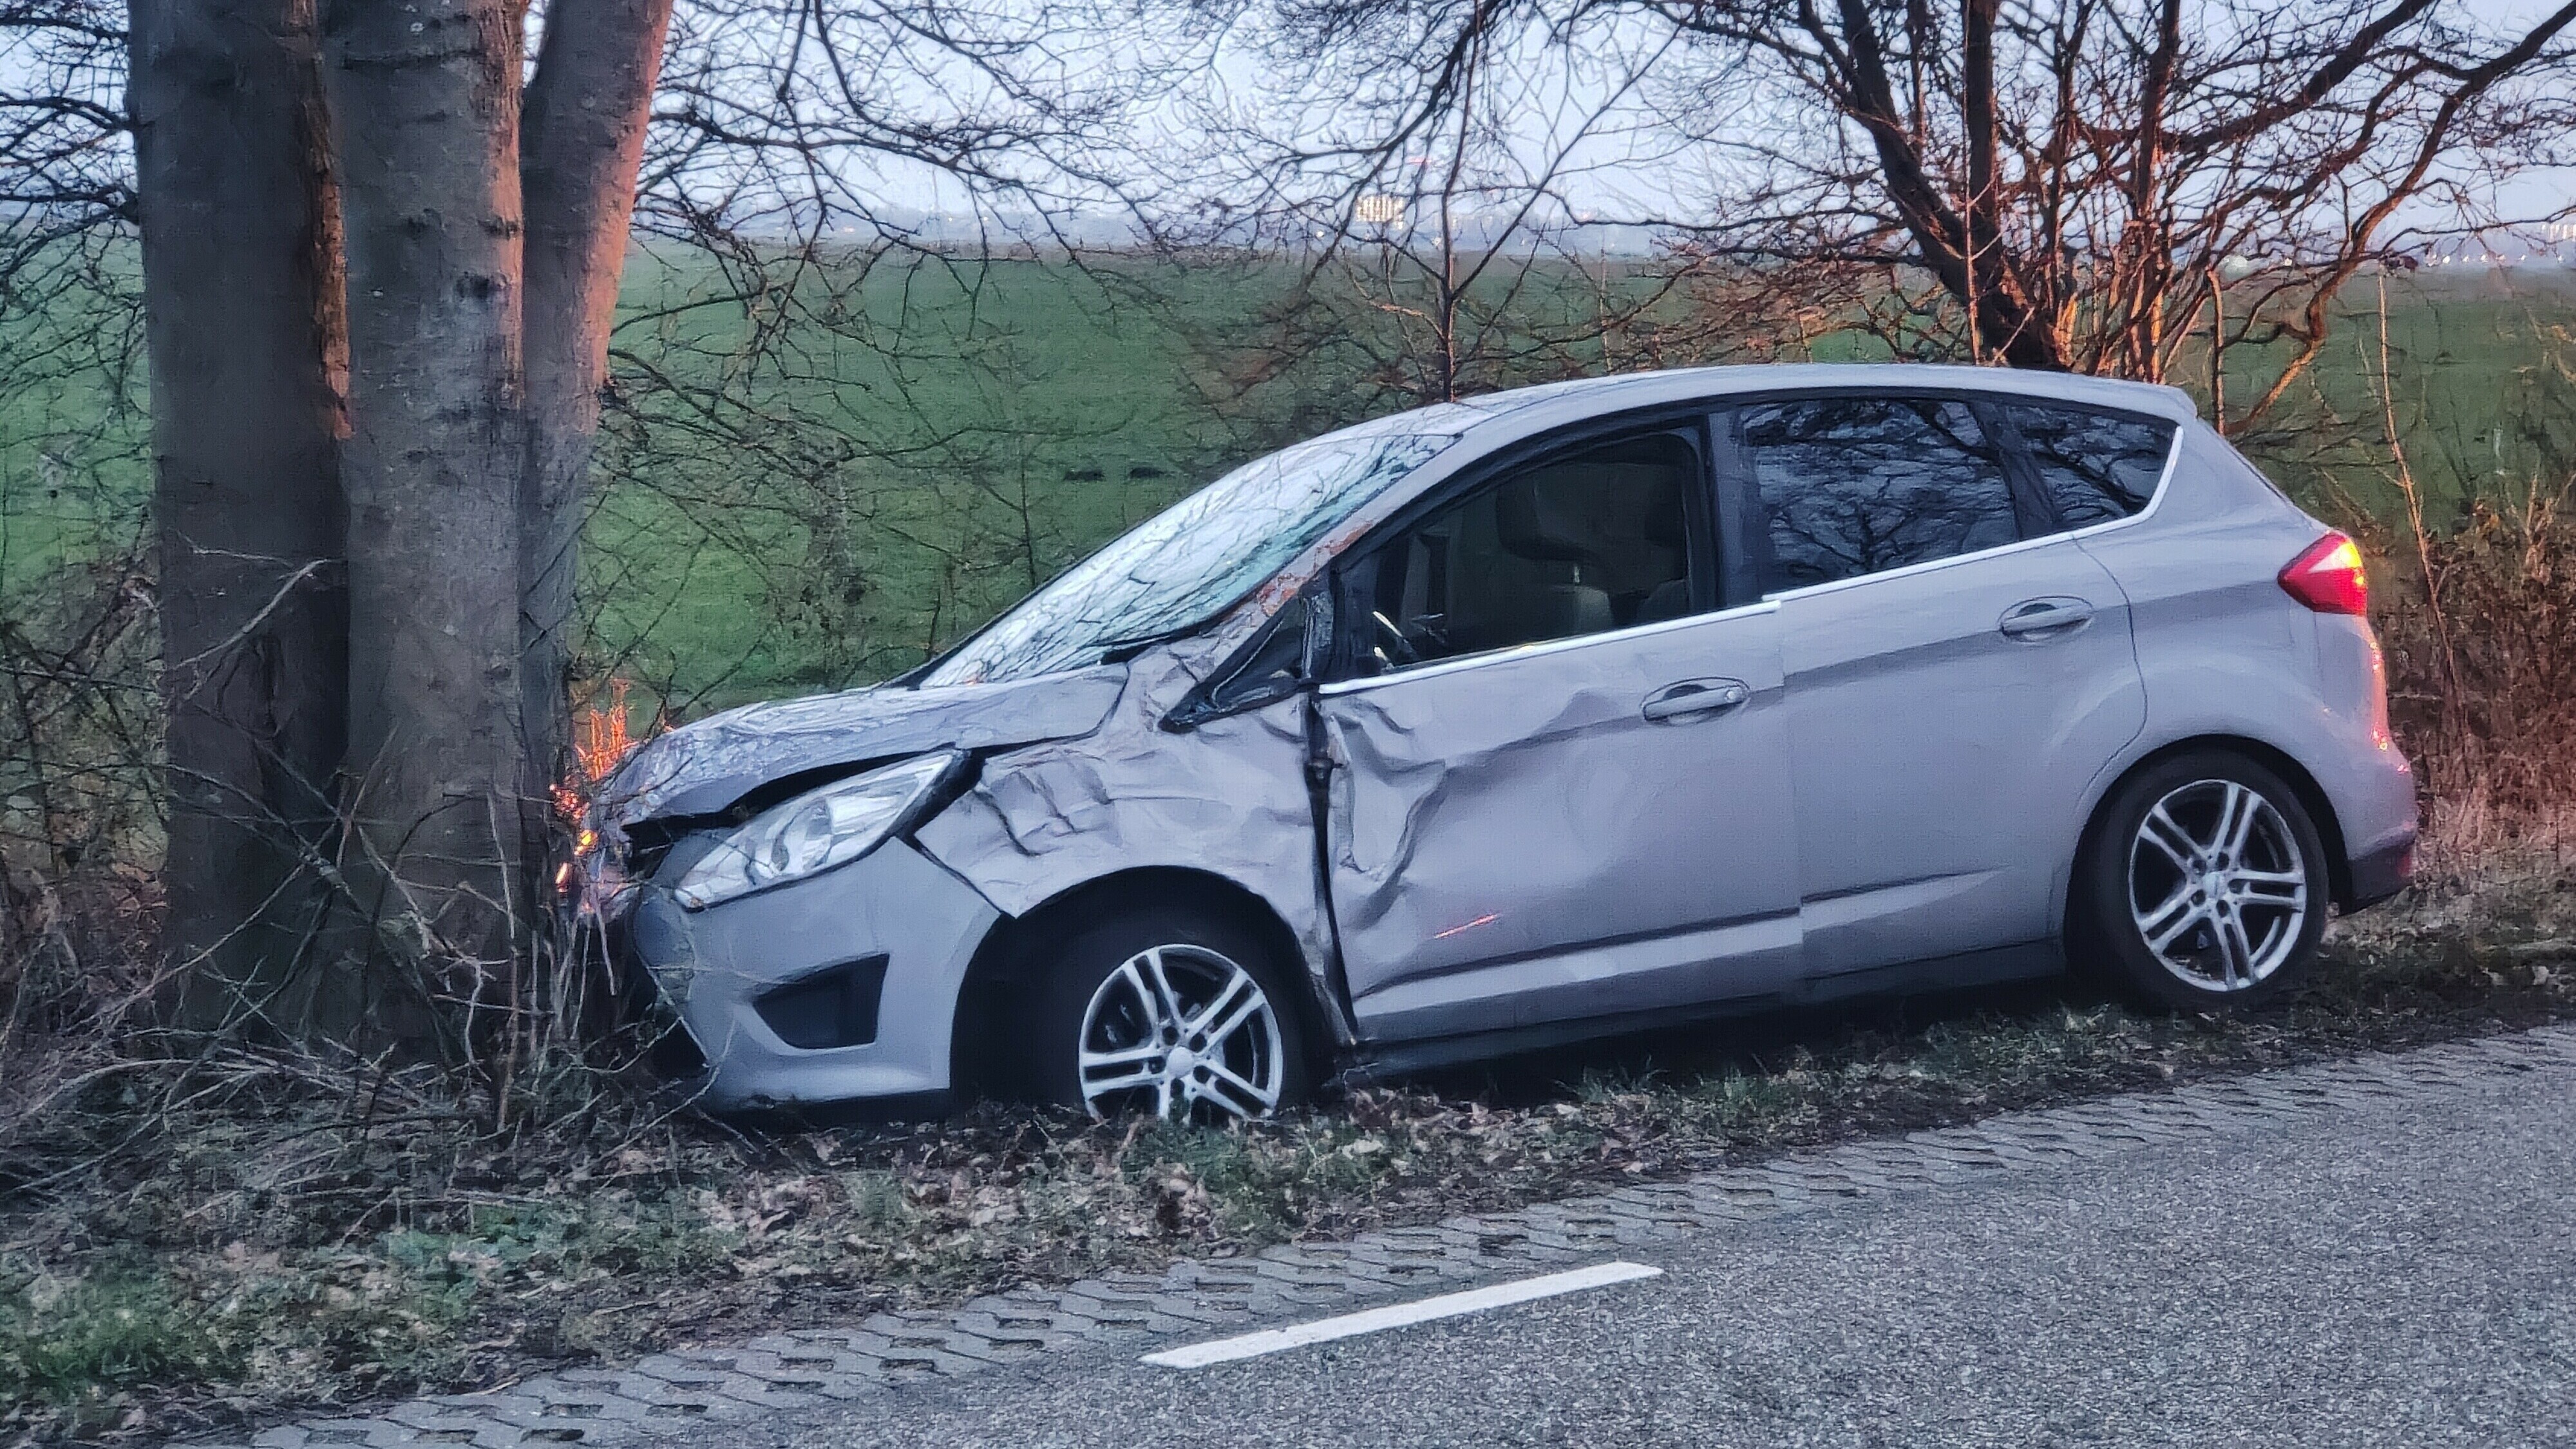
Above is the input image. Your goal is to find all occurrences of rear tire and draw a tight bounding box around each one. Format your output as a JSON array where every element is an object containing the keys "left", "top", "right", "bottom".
[
  {"left": 1020, "top": 900, "right": 1311, "bottom": 1122},
  {"left": 2074, "top": 750, "right": 2329, "bottom": 1012}
]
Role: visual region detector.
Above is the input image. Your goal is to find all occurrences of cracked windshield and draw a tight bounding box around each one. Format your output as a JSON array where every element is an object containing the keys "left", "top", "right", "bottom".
[{"left": 919, "top": 428, "right": 1458, "bottom": 687}]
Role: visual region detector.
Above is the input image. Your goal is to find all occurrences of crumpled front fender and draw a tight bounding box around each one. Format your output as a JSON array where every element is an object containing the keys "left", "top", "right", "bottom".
[{"left": 911, "top": 650, "right": 1352, "bottom": 1046}]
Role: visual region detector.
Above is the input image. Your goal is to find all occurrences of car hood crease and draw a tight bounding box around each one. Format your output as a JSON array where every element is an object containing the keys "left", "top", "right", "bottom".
[{"left": 600, "top": 665, "right": 1132, "bottom": 828}]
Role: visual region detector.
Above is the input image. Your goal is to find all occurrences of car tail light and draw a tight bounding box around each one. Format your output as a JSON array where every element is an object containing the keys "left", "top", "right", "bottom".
[{"left": 2279, "top": 532, "right": 2369, "bottom": 615}]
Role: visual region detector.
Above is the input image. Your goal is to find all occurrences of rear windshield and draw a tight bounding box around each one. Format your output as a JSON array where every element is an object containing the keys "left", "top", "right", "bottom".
[{"left": 918, "top": 428, "right": 1457, "bottom": 687}]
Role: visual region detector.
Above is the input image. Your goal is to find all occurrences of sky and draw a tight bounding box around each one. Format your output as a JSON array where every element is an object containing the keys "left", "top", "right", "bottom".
[
  {"left": 8, "top": 0, "right": 2566, "bottom": 250},
  {"left": 801, "top": 0, "right": 2575, "bottom": 257}
]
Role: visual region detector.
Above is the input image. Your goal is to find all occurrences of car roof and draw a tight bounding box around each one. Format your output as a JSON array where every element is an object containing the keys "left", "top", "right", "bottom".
[
  {"left": 1180, "top": 363, "right": 2206, "bottom": 656},
  {"left": 1413, "top": 363, "right": 2204, "bottom": 442}
]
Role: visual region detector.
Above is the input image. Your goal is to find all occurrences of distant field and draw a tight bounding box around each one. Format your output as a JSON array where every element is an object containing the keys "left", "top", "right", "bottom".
[
  {"left": 5, "top": 244, "right": 2572, "bottom": 715},
  {"left": 2221, "top": 267, "right": 2576, "bottom": 520},
  {"left": 576, "top": 249, "right": 1280, "bottom": 708},
  {"left": 576, "top": 254, "right": 2576, "bottom": 712}
]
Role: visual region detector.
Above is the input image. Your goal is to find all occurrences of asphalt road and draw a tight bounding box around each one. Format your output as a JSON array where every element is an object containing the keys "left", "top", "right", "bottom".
[{"left": 706, "top": 1057, "right": 2576, "bottom": 1448}]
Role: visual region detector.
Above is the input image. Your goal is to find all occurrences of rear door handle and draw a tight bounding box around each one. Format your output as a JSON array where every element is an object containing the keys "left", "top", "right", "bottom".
[
  {"left": 1642, "top": 677, "right": 1752, "bottom": 723},
  {"left": 1998, "top": 596, "right": 2095, "bottom": 639}
]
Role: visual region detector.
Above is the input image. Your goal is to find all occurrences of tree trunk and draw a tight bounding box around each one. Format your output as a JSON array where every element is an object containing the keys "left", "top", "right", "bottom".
[
  {"left": 518, "top": 0, "right": 674, "bottom": 814},
  {"left": 319, "top": 0, "right": 528, "bottom": 1037},
  {"left": 1824, "top": 0, "right": 2067, "bottom": 370},
  {"left": 129, "top": 0, "right": 350, "bottom": 1031}
]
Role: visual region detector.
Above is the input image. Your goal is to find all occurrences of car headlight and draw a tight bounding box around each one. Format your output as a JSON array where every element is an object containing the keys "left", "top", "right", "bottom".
[{"left": 674, "top": 751, "right": 964, "bottom": 911}]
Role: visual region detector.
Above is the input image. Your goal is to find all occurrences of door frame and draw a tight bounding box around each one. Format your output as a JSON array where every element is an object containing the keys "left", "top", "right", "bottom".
[
  {"left": 1704, "top": 386, "right": 2176, "bottom": 980},
  {"left": 1703, "top": 386, "right": 2188, "bottom": 606},
  {"left": 1306, "top": 406, "right": 1804, "bottom": 1044}
]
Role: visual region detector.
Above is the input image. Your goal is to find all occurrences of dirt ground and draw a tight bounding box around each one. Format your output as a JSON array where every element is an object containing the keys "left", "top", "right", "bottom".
[{"left": 5, "top": 869, "right": 2571, "bottom": 1447}]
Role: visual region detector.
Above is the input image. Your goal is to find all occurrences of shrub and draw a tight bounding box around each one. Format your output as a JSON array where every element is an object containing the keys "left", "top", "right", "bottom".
[{"left": 2371, "top": 475, "right": 2576, "bottom": 864}]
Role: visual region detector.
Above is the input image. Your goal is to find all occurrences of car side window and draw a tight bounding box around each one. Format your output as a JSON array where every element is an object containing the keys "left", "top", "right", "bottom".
[
  {"left": 1732, "top": 396, "right": 2021, "bottom": 594},
  {"left": 1354, "top": 431, "right": 1700, "bottom": 673},
  {"left": 2002, "top": 402, "right": 2175, "bottom": 527}
]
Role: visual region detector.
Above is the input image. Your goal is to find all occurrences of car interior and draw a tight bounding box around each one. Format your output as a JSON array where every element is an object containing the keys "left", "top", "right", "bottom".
[{"left": 1367, "top": 431, "right": 1699, "bottom": 665}]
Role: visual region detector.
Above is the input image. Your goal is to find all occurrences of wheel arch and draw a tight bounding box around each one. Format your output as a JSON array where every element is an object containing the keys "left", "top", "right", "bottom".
[
  {"left": 2067, "top": 734, "right": 2354, "bottom": 936},
  {"left": 947, "top": 866, "right": 1334, "bottom": 1099}
]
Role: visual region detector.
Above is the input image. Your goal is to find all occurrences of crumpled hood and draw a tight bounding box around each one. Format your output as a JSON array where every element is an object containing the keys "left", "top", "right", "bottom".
[{"left": 600, "top": 665, "right": 1130, "bottom": 828}]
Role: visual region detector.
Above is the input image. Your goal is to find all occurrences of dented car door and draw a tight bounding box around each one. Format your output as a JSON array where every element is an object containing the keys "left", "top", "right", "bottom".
[
  {"left": 1313, "top": 422, "right": 1803, "bottom": 1044},
  {"left": 1319, "top": 607, "right": 1799, "bottom": 1041}
]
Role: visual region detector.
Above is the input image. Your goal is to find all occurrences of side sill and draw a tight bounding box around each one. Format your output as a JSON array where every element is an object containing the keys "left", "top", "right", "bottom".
[{"left": 1337, "top": 941, "right": 2064, "bottom": 1083}]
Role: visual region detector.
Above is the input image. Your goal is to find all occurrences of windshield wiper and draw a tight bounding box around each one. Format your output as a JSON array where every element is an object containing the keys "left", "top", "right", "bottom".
[{"left": 1096, "top": 619, "right": 1214, "bottom": 664}]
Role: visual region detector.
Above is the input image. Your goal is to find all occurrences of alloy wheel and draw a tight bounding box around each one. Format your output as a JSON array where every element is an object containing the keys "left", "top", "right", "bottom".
[
  {"left": 1076, "top": 944, "right": 1286, "bottom": 1122},
  {"left": 2126, "top": 778, "right": 2310, "bottom": 992}
]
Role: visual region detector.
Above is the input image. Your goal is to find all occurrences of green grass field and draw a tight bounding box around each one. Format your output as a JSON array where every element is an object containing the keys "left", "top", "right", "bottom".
[
  {"left": 571, "top": 252, "right": 2576, "bottom": 713},
  {"left": 573, "top": 248, "right": 1281, "bottom": 707},
  {"left": 6, "top": 244, "right": 2573, "bottom": 717}
]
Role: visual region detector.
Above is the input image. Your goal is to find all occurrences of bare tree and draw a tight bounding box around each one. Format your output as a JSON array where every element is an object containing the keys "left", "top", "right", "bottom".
[
  {"left": 2, "top": 0, "right": 128, "bottom": 245},
  {"left": 1191, "top": 0, "right": 2576, "bottom": 426},
  {"left": 316, "top": 0, "right": 540, "bottom": 1034},
  {"left": 520, "top": 0, "right": 674, "bottom": 837},
  {"left": 113, "top": 0, "right": 1176, "bottom": 1059},
  {"left": 1154, "top": 0, "right": 1878, "bottom": 421},
  {"left": 304, "top": 0, "right": 681, "bottom": 1050},
  {"left": 1343, "top": 23, "right": 1662, "bottom": 402},
  {"left": 565, "top": 0, "right": 1201, "bottom": 693},
  {"left": 1631, "top": 0, "right": 2576, "bottom": 430},
  {"left": 1267, "top": 76, "right": 1662, "bottom": 408}
]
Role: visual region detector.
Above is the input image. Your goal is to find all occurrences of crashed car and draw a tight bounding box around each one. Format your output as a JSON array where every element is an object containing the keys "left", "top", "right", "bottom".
[{"left": 583, "top": 363, "right": 2417, "bottom": 1121}]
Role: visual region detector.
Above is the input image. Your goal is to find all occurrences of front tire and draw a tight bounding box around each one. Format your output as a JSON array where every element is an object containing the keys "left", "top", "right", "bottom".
[
  {"left": 2076, "top": 751, "right": 2330, "bottom": 1011},
  {"left": 1021, "top": 902, "right": 1311, "bottom": 1122}
]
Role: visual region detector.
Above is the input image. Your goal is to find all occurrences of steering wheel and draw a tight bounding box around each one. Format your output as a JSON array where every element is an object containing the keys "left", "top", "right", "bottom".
[{"left": 1370, "top": 610, "right": 1422, "bottom": 667}]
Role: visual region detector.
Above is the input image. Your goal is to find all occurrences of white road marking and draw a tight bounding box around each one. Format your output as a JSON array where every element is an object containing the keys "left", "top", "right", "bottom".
[{"left": 1139, "top": 1260, "right": 1664, "bottom": 1368}]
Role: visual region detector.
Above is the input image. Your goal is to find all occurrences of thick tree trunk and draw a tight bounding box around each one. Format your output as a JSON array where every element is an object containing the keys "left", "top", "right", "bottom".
[
  {"left": 129, "top": 0, "right": 350, "bottom": 1030},
  {"left": 319, "top": 0, "right": 528, "bottom": 1034},
  {"left": 518, "top": 0, "right": 674, "bottom": 813}
]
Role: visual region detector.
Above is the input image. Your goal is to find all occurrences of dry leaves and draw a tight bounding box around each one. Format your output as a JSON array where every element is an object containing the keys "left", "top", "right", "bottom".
[{"left": 5, "top": 873, "right": 2571, "bottom": 1447}]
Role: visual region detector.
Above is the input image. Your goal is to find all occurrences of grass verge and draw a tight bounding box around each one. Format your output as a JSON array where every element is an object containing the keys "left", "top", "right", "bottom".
[{"left": 5, "top": 870, "right": 2571, "bottom": 1446}]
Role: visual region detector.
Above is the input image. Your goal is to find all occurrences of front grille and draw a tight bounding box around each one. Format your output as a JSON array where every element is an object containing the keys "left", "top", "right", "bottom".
[
  {"left": 605, "top": 911, "right": 710, "bottom": 1079},
  {"left": 621, "top": 822, "right": 684, "bottom": 882},
  {"left": 649, "top": 1014, "right": 710, "bottom": 1079}
]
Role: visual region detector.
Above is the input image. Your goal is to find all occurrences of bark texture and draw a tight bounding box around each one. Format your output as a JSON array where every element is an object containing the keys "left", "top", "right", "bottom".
[
  {"left": 131, "top": 0, "right": 688, "bottom": 1052},
  {"left": 129, "top": 0, "right": 350, "bottom": 1028},
  {"left": 518, "top": 0, "right": 674, "bottom": 814},
  {"left": 319, "top": 0, "right": 529, "bottom": 1002}
]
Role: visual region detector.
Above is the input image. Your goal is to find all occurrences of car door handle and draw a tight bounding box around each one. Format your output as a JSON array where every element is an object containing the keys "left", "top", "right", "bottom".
[
  {"left": 1998, "top": 597, "right": 2095, "bottom": 639},
  {"left": 1642, "top": 677, "right": 1752, "bottom": 723}
]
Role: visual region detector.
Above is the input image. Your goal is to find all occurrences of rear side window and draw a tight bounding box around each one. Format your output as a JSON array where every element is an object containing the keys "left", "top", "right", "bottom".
[
  {"left": 1732, "top": 397, "right": 2020, "bottom": 593},
  {"left": 2002, "top": 403, "right": 2174, "bottom": 527}
]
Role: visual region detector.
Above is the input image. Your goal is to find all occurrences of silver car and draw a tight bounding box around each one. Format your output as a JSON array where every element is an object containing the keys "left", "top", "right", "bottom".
[{"left": 587, "top": 364, "right": 2417, "bottom": 1121}]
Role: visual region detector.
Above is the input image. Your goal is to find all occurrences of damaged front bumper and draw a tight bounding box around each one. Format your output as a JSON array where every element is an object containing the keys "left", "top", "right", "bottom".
[{"left": 611, "top": 837, "right": 999, "bottom": 1112}]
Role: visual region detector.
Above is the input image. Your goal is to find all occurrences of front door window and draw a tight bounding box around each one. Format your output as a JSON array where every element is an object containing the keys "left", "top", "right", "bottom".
[{"left": 1357, "top": 431, "right": 1703, "bottom": 672}]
